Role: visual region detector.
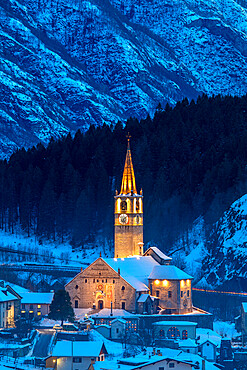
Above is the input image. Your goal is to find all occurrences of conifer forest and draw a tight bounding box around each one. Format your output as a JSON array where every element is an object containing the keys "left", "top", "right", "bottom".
[{"left": 1, "top": 94, "right": 247, "bottom": 251}]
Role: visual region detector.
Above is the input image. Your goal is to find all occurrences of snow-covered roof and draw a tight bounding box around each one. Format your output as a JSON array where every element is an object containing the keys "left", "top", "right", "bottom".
[
  {"left": 153, "top": 321, "right": 197, "bottom": 327},
  {"left": 178, "top": 339, "right": 197, "bottom": 348},
  {"left": 91, "top": 308, "right": 137, "bottom": 318},
  {"left": 146, "top": 247, "right": 172, "bottom": 261},
  {"left": 21, "top": 292, "right": 54, "bottom": 304},
  {"left": 242, "top": 302, "right": 247, "bottom": 313},
  {"left": 111, "top": 319, "right": 126, "bottom": 325},
  {"left": 137, "top": 294, "right": 151, "bottom": 303},
  {"left": 103, "top": 256, "right": 159, "bottom": 291},
  {"left": 0, "top": 289, "right": 18, "bottom": 303},
  {"left": 148, "top": 265, "right": 193, "bottom": 280},
  {"left": 52, "top": 340, "right": 105, "bottom": 357},
  {"left": 96, "top": 324, "right": 111, "bottom": 329},
  {"left": 196, "top": 328, "right": 221, "bottom": 347},
  {"left": 4, "top": 282, "right": 28, "bottom": 295},
  {"left": 200, "top": 339, "right": 217, "bottom": 347}
]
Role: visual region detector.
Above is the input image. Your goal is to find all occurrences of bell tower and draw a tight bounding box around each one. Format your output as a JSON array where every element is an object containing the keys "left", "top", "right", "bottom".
[{"left": 114, "top": 134, "right": 143, "bottom": 258}]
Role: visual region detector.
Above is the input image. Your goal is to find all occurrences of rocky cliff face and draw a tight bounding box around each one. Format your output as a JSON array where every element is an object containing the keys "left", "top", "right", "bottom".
[{"left": 1, "top": 0, "right": 247, "bottom": 157}]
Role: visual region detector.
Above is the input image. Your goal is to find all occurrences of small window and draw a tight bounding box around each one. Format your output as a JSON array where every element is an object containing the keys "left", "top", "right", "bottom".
[
  {"left": 168, "top": 291, "right": 172, "bottom": 298},
  {"left": 181, "top": 291, "right": 183, "bottom": 298},
  {"left": 159, "top": 329, "right": 164, "bottom": 337},
  {"left": 187, "top": 290, "right": 189, "bottom": 297},
  {"left": 75, "top": 285, "right": 78, "bottom": 290},
  {"left": 75, "top": 300, "right": 78, "bottom": 308},
  {"left": 121, "top": 200, "right": 127, "bottom": 211},
  {"left": 122, "top": 302, "right": 126, "bottom": 309},
  {"left": 22, "top": 304, "right": 25, "bottom": 309},
  {"left": 102, "top": 280, "right": 104, "bottom": 283},
  {"left": 73, "top": 357, "right": 82, "bottom": 363},
  {"left": 156, "top": 290, "right": 160, "bottom": 297},
  {"left": 159, "top": 367, "right": 164, "bottom": 370},
  {"left": 30, "top": 304, "right": 33, "bottom": 310},
  {"left": 136, "top": 201, "right": 139, "bottom": 211},
  {"left": 93, "top": 279, "right": 95, "bottom": 283},
  {"left": 113, "top": 280, "right": 115, "bottom": 284},
  {"left": 116, "top": 328, "right": 119, "bottom": 333},
  {"left": 121, "top": 286, "right": 125, "bottom": 291},
  {"left": 106, "top": 279, "right": 107, "bottom": 283},
  {"left": 99, "top": 272, "right": 101, "bottom": 276},
  {"left": 85, "top": 279, "right": 87, "bottom": 283},
  {"left": 97, "top": 279, "right": 99, "bottom": 282},
  {"left": 182, "top": 329, "right": 188, "bottom": 339},
  {"left": 37, "top": 304, "right": 41, "bottom": 309},
  {"left": 169, "top": 363, "right": 175, "bottom": 368}
]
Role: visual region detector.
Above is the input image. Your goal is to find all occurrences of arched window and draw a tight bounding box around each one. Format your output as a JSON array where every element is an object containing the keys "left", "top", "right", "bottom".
[
  {"left": 75, "top": 285, "right": 78, "bottom": 289},
  {"left": 159, "top": 329, "right": 165, "bottom": 337},
  {"left": 121, "top": 201, "right": 127, "bottom": 211},
  {"left": 182, "top": 330, "right": 188, "bottom": 339},
  {"left": 121, "top": 286, "right": 125, "bottom": 291},
  {"left": 167, "top": 327, "right": 180, "bottom": 339}
]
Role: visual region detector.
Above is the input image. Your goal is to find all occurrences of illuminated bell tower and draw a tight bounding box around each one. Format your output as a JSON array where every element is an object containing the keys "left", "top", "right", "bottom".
[{"left": 114, "top": 134, "right": 143, "bottom": 258}]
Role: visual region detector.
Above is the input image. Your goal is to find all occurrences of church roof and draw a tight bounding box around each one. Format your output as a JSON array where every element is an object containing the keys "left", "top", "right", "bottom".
[
  {"left": 148, "top": 265, "right": 193, "bottom": 280},
  {"left": 120, "top": 136, "right": 137, "bottom": 195},
  {"left": 103, "top": 256, "right": 159, "bottom": 291}
]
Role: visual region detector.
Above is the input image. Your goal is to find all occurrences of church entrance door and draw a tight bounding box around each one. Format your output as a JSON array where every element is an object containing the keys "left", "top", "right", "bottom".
[{"left": 98, "top": 300, "right": 104, "bottom": 309}]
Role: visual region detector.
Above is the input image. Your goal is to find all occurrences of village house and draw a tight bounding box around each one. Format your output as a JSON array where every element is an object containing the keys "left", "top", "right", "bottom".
[
  {"left": 46, "top": 341, "right": 107, "bottom": 370},
  {"left": 20, "top": 292, "right": 54, "bottom": 319}
]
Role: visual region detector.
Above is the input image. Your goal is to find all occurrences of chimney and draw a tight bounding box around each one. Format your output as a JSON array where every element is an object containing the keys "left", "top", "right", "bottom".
[
  {"left": 110, "top": 301, "right": 113, "bottom": 316},
  {"left": 100, "top": 251, "right": 102, "bottom": 257},
  {"left": 118, "top": 268, "right": 120, "bottom": 275}
]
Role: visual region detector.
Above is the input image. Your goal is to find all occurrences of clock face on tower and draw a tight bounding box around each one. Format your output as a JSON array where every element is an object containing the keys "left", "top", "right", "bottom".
[{"left": 119, "top": 214, "right": 128, "bottom": 225}]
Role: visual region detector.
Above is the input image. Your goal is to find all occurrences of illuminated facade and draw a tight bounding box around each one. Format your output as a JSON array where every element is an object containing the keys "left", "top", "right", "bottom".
[
  {"left": 114, "top": 135, "right": 143, "bottom": 258},
  {"left": 66, "top": 138, "right": 194, "bottom": 315}
]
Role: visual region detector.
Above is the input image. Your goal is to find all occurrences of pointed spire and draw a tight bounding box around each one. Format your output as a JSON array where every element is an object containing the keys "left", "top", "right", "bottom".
[{"left": 120, "top": 133, "right": 137, "bottom": 195}]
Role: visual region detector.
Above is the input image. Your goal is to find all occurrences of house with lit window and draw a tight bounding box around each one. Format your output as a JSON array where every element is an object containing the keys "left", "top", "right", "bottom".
[
  {"left": 20, "top": 292, "right": 54, "bottom": 319},
  {"left": 66, "top": 140, "right": 194, "bottom": 316},
  {"left": 153, "top": 321, "right": 197, "bottom": 341},
  {"left": 0, "top": 288, "right": 20, "bottom": 328},
  {"left": 46, "top": 341, "right": 107, "bottom": 370}
]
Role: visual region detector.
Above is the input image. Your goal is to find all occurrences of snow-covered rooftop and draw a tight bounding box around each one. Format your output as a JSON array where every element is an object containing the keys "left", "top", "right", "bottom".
[
  {"left": 52, "top": 340, "right": 105, "bottom": 357},
  {"left": 146, "top": 247, "right": 172, "bottom": 261},
  {"left": 21, "top": 292, "right": 54, "bottom": 304},
  {"left": 111, "top": 318, "right": 126, "bottom": 325},
  {"left": 91, "top": 308, "right": 137, "bottom": 318},
  {"left": 178, "top": 338, "right": 197, "bottom": 348},
  {"left": 148, "top": 265, "right": 193, "bottom": 280},
  {"left": 103, "top": 256, "right": 159, "bottom": 291},
  {"left": 0, "top": 289, "right": 18, "bottom": 302},
  {"left": 137, "top": 294, "right": 153, "bottom": 303},
  {"left": 153, "top": 321, "right": 197, "bottom": 327},
  {"left": 242, "top": 302, "right": 247, "bottom": 313}
]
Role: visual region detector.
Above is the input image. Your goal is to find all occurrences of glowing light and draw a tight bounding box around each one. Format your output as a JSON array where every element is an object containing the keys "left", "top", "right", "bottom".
[
  {"left": 121, "top": 258, "right": 124, "bottom": 261},
  {"left": 163, "top": 280, "right": 168, "bottom": 287},
  {"left": 53, "top": 359, "right": 56, "bottom": 363},
  {"left": 154, "top": 280, "right": 160, "bottom": 285},
  {"left": 181, "top": 280, "right": 185, "bottom": 288},
  {"left": 187, "top": 280, "right": 190, "bottom": 284},
  {"left": 114, "top": 258, "right": 117, "bottom": 261},
  {"left": 29, "top": 310, "right": 34, "bottom": 313},
  {"left": 21, "top": 310, "right": 25, "bottom": 313},
  {"left": 37, "top": 304, "right": 41, "bottom": 309},
  {"left": 37, "top": 312, "right": 41, "bottom": 316}
]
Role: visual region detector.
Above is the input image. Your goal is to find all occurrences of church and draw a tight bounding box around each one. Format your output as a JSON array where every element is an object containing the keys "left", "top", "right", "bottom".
[{"left": 66, "top": 137, "right": 193, "bottom": 315}]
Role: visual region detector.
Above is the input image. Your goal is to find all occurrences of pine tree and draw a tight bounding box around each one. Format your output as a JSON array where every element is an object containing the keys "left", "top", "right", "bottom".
[{"left": 48, "top": 289, "right": 74, "bottom": 326}]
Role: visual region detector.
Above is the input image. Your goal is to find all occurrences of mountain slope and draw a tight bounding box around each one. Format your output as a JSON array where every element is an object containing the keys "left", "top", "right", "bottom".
[{"left": 1, "top": 0, "right": 247, "bottom": 156}]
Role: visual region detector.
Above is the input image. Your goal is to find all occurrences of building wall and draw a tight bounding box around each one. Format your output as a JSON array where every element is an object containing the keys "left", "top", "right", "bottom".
[
  {"left": 0, "top": 300, "right": 16, "bottom": 328},
  {"left": 153, "top": 323, "right": 196, "bottom": 340},
  {"left": 21, "top": 303, "right": 50, "bottom": 319},
  {"left": 66, "top": 258, "right": 136, "bottom": 312},
  {"left": 201, "top": 342, "right": 216, "bottom": 362},
  {"left": 149, "top": 279, "right": 192, "bottom": 314},
  {"left": 49, "top": 356, "right": 104, "bottom": 370},
  {"left": 111, "top": 321, "right": 125, "bottom": 340}
]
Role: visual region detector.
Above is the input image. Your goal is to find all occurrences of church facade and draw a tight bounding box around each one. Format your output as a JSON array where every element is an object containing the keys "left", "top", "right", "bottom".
[{"left": 66, "top": 138, "right": 193, "bottom": 315}]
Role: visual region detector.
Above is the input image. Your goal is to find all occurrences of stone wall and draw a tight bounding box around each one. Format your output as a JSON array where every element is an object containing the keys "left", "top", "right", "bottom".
[{"left": 66, "top": 258, "right": 136, "bottom": 312}]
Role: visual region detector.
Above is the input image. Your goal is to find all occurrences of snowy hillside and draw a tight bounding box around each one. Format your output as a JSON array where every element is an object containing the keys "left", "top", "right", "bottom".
[
  {"left": 1, "top": 0, "right": 247, "bottom": 156},
  {"left": 170, "top": 194, "right": 247, "bottom": 290}
]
